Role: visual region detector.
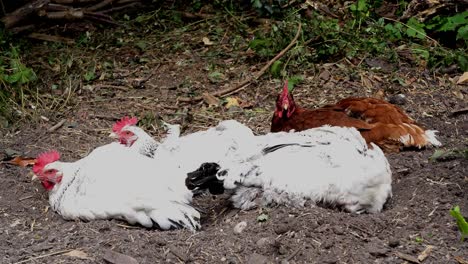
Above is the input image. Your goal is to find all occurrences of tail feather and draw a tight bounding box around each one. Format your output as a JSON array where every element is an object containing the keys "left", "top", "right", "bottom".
[
  {"left": 424, "top": 130, "right": 442, "bottom": 147},
  {"left": 362, "top": 123, "right": 441, "bottom": 151},
  {"left": 149, "top": 203, "right": 200, "bottom": 231}
]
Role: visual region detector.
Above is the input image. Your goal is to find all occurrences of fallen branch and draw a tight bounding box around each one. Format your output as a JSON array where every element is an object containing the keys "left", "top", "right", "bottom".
[
  {"left": 395, "top": 252, "right": 419, "bottom": 263},
  {"left": 178, "top": 23, "right": 303, "bottom": 103},
  {"left": 28, "top": 33, "right": 75, "bottom": 44},
  {"left": 2, "top": 0, "right": 136, "bottom": 32},
  {"left": 48, "top": 119, "right": 66, "bottom": 132},
  {"left": 86, "top": 0, "right": 114, "bottom": 11},
  {"left": 450, "top": 107, "right": 468, "bottom": 116},
  {"left": 1, "top": 0, "right": 50, "bottom": 29}
]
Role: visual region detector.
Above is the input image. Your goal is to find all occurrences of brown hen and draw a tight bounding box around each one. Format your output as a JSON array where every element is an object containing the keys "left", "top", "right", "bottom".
[{"left": 271, "top": 81, "right": 441, "bottom": 152}]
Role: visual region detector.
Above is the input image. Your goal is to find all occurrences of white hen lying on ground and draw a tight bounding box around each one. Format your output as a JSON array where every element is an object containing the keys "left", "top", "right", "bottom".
[
  {"left": 33, "top": 142, "right": 200, "bottom": 230},
  {"left": 186, "top": 126, "right": 393, "bottom": 214}
]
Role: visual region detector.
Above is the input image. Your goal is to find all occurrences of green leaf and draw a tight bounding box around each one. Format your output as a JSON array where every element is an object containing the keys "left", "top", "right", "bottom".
[
  {"left": 257, "top": 213, "right": 269, "bottom": 222},
  {"left": 406, "top": 18, "right": 427, "bottom": 39},
  {"left": 135, "top": 41, "right": 147, "bottom": 51},
  {"left": 252, "top": 0, "right": 262, "bottom": 9},
  {"left": 84, "top": 70, "right": 95, "bottom": 81},
  {"left": 270, "top": 60, "right": 282, "bottom": 77},
  {"left": 450, "top": 206, "right": 468, "bottom": 241},
  {"left": 429, "top": 148, "right": 468, "bottom": 162},
  {"left": 287, "top": 75, "right": 303, "bottom": 92},
  {"left": 457, "top": 25, "right": 468, "bottom": 41},
  {"left": 439, "top": 11, "right": 468, "bottom": 32}
]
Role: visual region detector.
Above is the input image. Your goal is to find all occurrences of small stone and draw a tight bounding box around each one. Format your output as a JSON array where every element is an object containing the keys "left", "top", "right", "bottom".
[
  {"left": 247, "top": 253, "right": 269, "bottom": 264},
  {"left": 233, "top": 221, "right": 247, "bottom": 234},
  {"left": 388, "top": 94, "right": 407, "bottom": 105},
  {"left": 322, "top": 240, "right": 334, "bottom": 249},
  {"left": 333, "top": 226, "right": 344, "bottom": 235},
  {"left": 274, "top": 224, "right": 289, "bottom": 235},
  {"left": 367, "top": 243, "right": 389, "bottom": 257},
  {"left": 256, "top": 237, "right": 274, "bottom": 248}
]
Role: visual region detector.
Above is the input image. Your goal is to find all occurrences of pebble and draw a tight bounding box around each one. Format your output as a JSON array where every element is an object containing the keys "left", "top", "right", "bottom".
[
  {"left": 247, "top": 253, "right": 270, "bottom": 264},
  {"left": 388, "top": 239, "right": 400, "bottom": 248},
  {"left": 274, "top": 224, "right": 289, "bottom": 235},
  {"left": 367, "top": 243, "right": 389, "bottom": 257},
  {"left": 322, "top": 240, "right": 334, "bottom": 249},
  {"left": 256, "top": 237, "right": 274, "bottom": 248},
  {"left": 388, "top": 94, "right": 407, "bottom": 105},
  {"left": 332, "top": 226, "right": 344, "bottom": 235},
  {"left": 233, "top": 221, "right": 247, "bottom": 234}
]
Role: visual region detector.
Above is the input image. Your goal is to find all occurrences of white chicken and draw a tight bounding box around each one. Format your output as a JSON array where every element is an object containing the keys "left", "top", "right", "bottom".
[
  {"left": 186, "top": 126, "right": 393, "bottom": 214},
  {"left": 32, "top": 143, "right": 200, "bottom": 231}
]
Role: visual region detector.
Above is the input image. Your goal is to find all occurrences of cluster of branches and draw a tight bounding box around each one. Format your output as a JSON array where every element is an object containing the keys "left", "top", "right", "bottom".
[{"left": 1, "top": 0, "right": 143, "bottom": 34}]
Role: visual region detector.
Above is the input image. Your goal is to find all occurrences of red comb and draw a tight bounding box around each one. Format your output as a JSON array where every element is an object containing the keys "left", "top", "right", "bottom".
[
  {"left": 112, "top": 116, "right": 138, "bottom": 133},
  {"left": 283, "top": 80, "right": 289, "bottom": 93},
  {"left": 33, "top": 150, "right": 60, "bottom": 174}
]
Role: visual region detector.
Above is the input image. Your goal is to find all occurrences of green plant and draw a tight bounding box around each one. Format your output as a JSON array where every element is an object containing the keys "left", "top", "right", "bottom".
[
  {"left": 450, "top": 206, "right": 468, "bottom": 241},
  {"left": 0, "top": 42, "right": 37, "bottom": 123}
]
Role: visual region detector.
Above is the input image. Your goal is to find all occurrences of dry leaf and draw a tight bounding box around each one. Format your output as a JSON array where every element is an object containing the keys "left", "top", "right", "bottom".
[
  {"left": 455, "top": 256, "right": 468, "bottom": 264},
  {"left": 360, "top": 75, "right": 373, "bottom": 90},
  {"left": 457, "top": 72, "right": 468, "bottom": 84},
  {"left": 373, "top": 89, "right": 385, "bottom": 100},
  {"left": 6, "top": 156, "right": 37, "bottom": 167},
  {"left": 202, "top": 92, "right": 220, "bottom": 107},
  {"left": 63, "top": 250, "right": 94, "bottom": 260},
  {"left": 225, "top": 97, "right": 240, "bottom": 109},
  {"left": 202, "top": 37, "right": 214, "bottom": 46},
  {"left": 453, "top": 90, "right": 464, "bottom": 100},
  {"left": 417, "top": 245, "right": 434, "bottom": 262}
]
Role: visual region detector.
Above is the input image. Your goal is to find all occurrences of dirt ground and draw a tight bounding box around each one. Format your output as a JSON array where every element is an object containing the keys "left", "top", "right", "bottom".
[{"left": 1, "top": 14, "right": 467, "bottom": 264}]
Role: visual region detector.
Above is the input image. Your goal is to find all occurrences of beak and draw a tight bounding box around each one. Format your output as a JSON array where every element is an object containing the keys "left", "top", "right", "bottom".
[
  {"left": 31, "top": 174, "right": 39, "bottom": 181},
  {"left": 109, "top": 132, "right": 118, "bottom": 139},
  {"left": 283, "top": 104, "right": 289, "bottom": 111}
]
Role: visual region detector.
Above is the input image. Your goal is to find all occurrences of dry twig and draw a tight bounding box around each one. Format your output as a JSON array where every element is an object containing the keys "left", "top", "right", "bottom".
[{"left": 13, "top": 249, "right": 74, "bottom": 264}]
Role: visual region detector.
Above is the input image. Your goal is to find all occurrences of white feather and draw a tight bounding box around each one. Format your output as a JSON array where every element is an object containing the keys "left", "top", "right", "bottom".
[
  {"left": 43, "top": 142, "right": 199, "bottom": 231},
  {"left": 214, "top": 126, "right": 392, "bottom": 213},
  {"left": 424, "top": 130, "right": 442, "bottom": 147}
]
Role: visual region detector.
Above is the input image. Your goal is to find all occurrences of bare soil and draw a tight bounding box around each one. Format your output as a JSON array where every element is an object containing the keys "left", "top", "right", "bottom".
[{"left": 0, "top": 17, "right": 467, "bottom": 264}]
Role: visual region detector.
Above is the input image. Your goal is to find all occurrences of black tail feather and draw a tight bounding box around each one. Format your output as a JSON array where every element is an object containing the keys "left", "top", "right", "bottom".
[{"left": 185, "top": 163, "right": 225, "bottom": 194}]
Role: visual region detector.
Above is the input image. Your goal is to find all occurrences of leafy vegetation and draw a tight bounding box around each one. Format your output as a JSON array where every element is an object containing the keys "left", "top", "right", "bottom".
[
  {"left": 0, "top": 29, "right": 37, "bottom": 125},
  {"left": 450, "top": 206, "right": 468, "bottom": 241},
  {"left": 1, "top": 0, "right": 467, "bottom": 125},
  {"left": 246, "top": 0, "right": 467, "bottom": 71}
]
